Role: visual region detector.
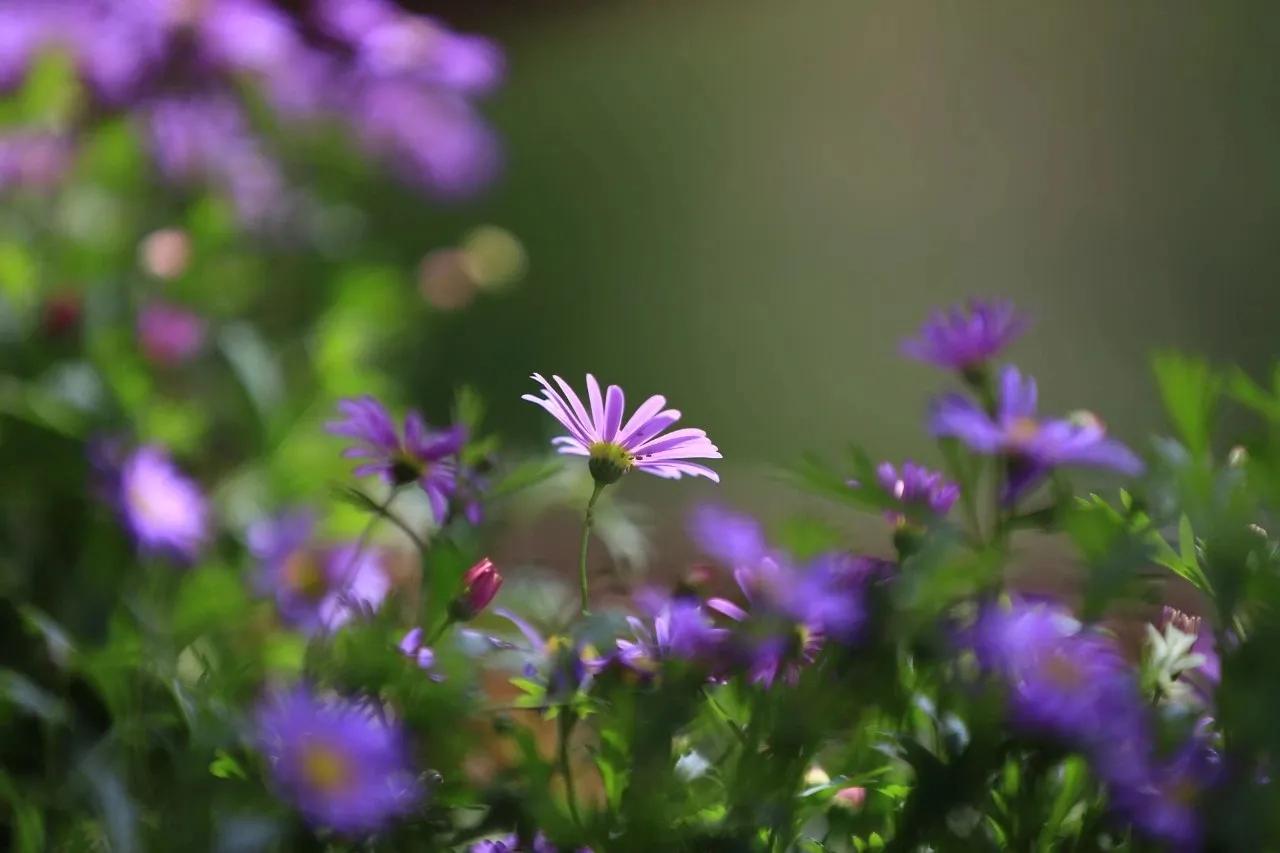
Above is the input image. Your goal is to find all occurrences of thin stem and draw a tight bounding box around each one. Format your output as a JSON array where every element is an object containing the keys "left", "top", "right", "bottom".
[
  {"left": 558, "top": 713, "right": 584, "bottom": 829},
  {"left": 426, "top": 616, "right": 454, "bottom": 646},
  {"left": 577, "top": 482, "right": 606, "bottom": 615}
]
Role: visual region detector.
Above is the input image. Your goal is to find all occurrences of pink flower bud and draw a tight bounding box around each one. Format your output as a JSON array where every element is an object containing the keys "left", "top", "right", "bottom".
[
  {"left": 833, "top": 786, "right": 866, "bottom": 810},
  {"left": 451, "top": 557, "right": 502, "bottom": 619}
]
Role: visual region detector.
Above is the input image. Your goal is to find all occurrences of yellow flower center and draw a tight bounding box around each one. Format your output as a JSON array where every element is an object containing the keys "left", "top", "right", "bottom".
[
  {"left": 301, "top": 743, "right": 352, "bottom": 794},
  {"left": 282, "top": 551, "right": 328, "bottom": 600},
  {"left": 1008, "top": 417, "right": 1040, "bottom": 446},
  {"left": 588, "top": 441, "right": 634, "bottom": 485}
]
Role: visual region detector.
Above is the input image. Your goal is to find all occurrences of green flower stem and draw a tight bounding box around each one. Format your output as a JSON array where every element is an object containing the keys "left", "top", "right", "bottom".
[
  {"left": 558, "top": 712, "right": 584, "bottom": 829},
  {"left": 426, "top": 616, "right": 454, "bottom": 645},
  {"left": 577, "top": 481, "right": 606, "bottom": 615}
]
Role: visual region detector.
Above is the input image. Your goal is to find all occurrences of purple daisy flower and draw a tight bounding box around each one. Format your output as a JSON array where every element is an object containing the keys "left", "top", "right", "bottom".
[
  {"left": 255, "top": 686, "right": 422, "bottom": 834},
  {"left": 902, "top": 298, "right": 1028, "bottom": 370},
  {"left": 610, "top": 593, "right": 728, "bottom": 676},
  {"left": 1102, "top": 727, "right": 1219, "bottom": 851},
  {"left": 523, "top": 373, "right": 720, "bottom": 485},
  {"left": 931, "top": 365, "right": 1143, "bottom": 503},
  {"left": 116, "top": 445, "right": 210, "bottom": 561},
  {"left": 470, "top": 834, "right": 591, "bottom": 853},
  {"left": 249, "top": 510, "right": 391, "bottom": 635},
  {"left": 688, "top": 503, "right": 769, "bottom": 567},
  {"left": 326, "top": 396, "right": 466, "bottom": 522},
  {"left": 873, "top": 461, "right": 959, "bottom": 523},
  {"left": 968, "top": 600, "right": 1147, "bottom": 747}
]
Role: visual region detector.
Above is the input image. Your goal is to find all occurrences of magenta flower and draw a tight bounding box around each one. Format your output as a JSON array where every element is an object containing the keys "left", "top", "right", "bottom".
[
  {"left": 249, "top": 510, "right": 390, "bottom": 635},
  {"left": 448, "top": 557, "right": 503, "bottom": 620},
  {"left": 116, "top": 445, "right": 210, "bottom": 561},
  {"left": 931, "top": 365, "right": 1143, "bottom": 503},
  {"left": 902, "top": 298, "right": 1028, "bottom": 370},
  {"left": 873, "top": 461, "right": 959, "bottom": 523},
  {"left": 326, "top": 396, "right": 465, "bottom": 521},
  {"left": 137, "top": 301, "right": 206, "bottom": 365},
  {"left": 523, "top": 373, "right": 720, "bottom": 485},
  {"left": 255, "top": 687, "right": 422, "bottom": 834}
]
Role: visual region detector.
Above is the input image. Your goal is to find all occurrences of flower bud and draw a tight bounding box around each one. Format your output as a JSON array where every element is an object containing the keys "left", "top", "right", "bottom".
[
  {"left": 448, "top": 557, "right": 503, "bottom": 620},
  {"left": 832, "top": 785, "right": 866, "bottom": 810}
]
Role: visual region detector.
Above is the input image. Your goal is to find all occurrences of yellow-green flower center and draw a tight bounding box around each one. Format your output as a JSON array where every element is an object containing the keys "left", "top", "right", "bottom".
[
  {"left": 300, "top": 742, "right": 352, "bottom": 794},
  {"left": 588, "top": 441, "right": 634, "bottom": 485},
  {"left": 282, "top": 551, "right": 328, "bottom": 601},
  {"left": 390, "top": 450, "right": 425, "bottom": 486}
]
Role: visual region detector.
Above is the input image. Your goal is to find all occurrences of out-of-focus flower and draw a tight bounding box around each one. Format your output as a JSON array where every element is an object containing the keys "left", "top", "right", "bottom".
[
  {"left": 0, "top": 0, "right": 503, "bottom": 219},
  {"left": 833, "top": 786, "right": 867, "bottom": 810},
  {"left": 931, "top": 365, "right": 1143, "bottom": 503},
  {"left": 137, "top": 300, "right": 206, "bottom": 365},
  {"left": 688, "top": 503, "right": 769, "bottom": 568},
  {"left": 41, "top": 290, "right": 82, "bottom": 337},
  {"left": 138, "top": 228, "right": 192, "bottom": 280},
  {"left": 249, "top": 510, "right": 391, "bottom": 635},
  {"left": 398, "top": 627, "right": 443, "bottom": 680},
  {"left": 326, "top": 396, "right": 465, "bottom": 522},
  {"left": 448, "top": 557, "right": 503, "bottom": 621},
  {"left": 255, "top": 687, "right": 422, "bottom": 834},
  {"left": 609, "top": 594, "right": 727, "bottom": 676},
  {"left": 1147, "top": 607, "right": 1219, "bottom": 706},
  {"left": 524, "top": 373, "right": 721, "bottom": 485},
  {"left": 871, "top": 460, "right": 959, "bottom": 524},
  {"left": 968, "top": 600, "right": 1147, "bottom": 749},
  {"left": 902, "top": 299, "right": 1027, "bottom": 371},
  {"left": 0, "top": 131, "right": 74, "bottom": 192},
  {"left": 469, "top": 834, "right": 566, "bottom": 853},
  {"left": 115, "top": 445, "right": 210, "bottom": 561}
]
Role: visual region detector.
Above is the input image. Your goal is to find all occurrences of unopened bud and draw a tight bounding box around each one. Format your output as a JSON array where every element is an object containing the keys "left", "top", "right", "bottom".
[
  {"left": 833, "top": 786, "right": 866, "bottom": 810},
  {"left": 448, "top": 557, "right": 503, "bottom": 620}
]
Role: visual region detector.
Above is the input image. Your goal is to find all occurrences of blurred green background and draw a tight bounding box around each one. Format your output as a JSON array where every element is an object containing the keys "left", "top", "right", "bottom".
[{"left": 408, "top": 0, "right": 1280, "bottom": 499}]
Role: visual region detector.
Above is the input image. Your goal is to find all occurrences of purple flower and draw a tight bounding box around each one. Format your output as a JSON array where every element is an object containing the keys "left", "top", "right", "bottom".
[
  {"left": 688, "top": 504, "right": 769, "bottom": 567},
  {"left": 873, "top": 461, "right": 959, "bottom": 523},
  {"left": 969, "top": 600, "right": 1147, "bottom": 748},
  {"left": 326, "top": 396, "right": 466, "bottom": 522},
  {"left": 524, "top": 373, "right": 721, "bottom": 485},
  {"left": 610, "top": 594, "right": 727, "bottom": 676},
  {"left": 137, "top": 300, "right": 207, "bottom": 365},
  {"left": 902, "top": 298, "right": 1028, "bottom": 370},
  {"left": 255, "top": 686, "right": 422, "bottom": 834},
  {"left": 1103, "top": 729, "right": 1219, "bottom": 851},
  {"left": 0, "top": 131, "right": 73, "bottom": 192},
  {"left": 398, "top": 628, "right": 442, "bottom": 680},
  {"left": 931, "top": 365, "right": 1143, "bottom": 503},
  {"left": 470, "top": 833, "right": 588, "bottom": 853},
  {"left": 116, "top": 445, "right": 210, "bottom": 561},
  {"left": 249, "top": 510, "right": 391, "bottom": 635}
]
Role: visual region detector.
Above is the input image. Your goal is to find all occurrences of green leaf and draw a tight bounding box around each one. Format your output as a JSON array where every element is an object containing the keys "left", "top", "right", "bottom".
[
  {"left": 173, "top": 565, "right": 249, "bottom": 642},
  {"left": 209, "top": 749, "right": 248, "bottom": 780},
  {"left": 1152, "top": 352, "right": 1219, "bottom": 458},
  {"left": 487, "top": 457, "right": 563, "bottom": 501}
]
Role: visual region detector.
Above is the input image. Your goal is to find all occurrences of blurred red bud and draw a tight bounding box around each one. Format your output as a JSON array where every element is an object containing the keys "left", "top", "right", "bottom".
[{"left": 450, "top": 557, "right": 503, "bottom": 620}]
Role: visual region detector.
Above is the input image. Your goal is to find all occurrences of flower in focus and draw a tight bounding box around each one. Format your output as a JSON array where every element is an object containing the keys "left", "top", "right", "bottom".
[
  {"left": 115, "top": 445, "right": 210, "bottom": 561},
  {"left": 448, "top": 557, "right": 503, "bottom": 621},
  {"left": 931, "top": 365, "right": 1143, "bottom": 503},
  {"left": 968, "top": 599, "right": 1147, "bottom": 748},
  {"left": 523, "top": 373, "right": 720, "bottom": 485},
  {"left": 872, "top": 460, "right": 959, "bottom": 524},
  {"left": 901, "top": 298, "right": 1028, "bottom": 371},
  {"left": 137, "top": 301, "right": 206, "bottom": 365},
  {"left": 249, "top": 510, "right": 391, "bottom": 635},
  {"left": 326, "top": 396, "right": 465, "bottom": 521},
  {"left": 255, "top": 687, "right": 422, "bottom": 834}
]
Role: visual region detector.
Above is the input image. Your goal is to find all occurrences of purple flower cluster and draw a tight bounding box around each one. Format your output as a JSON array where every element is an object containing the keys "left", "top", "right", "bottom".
[
  {"left": 902, "top": 298, "right": 1028, "bottom": 371},
  {"left": 873, "top": 460, "right": 959, "bottom": 523},
  {"left": 0, "top": 0, "right": 502, "bottom": 216},
  {"left": 931, "top": 365, "right": 1143, "bottom": 503},
  {"left": 327, "top": 396, "right": 467, "bottom": 523},
  {"left": 969, "top": 600, "right": 1215, "bottom": 849},
  {"left": 255, "top": 686, "right": 422, "bottom": 834},
  {"left": 249, "top": 510, "right": 390, "bottom": 635}
]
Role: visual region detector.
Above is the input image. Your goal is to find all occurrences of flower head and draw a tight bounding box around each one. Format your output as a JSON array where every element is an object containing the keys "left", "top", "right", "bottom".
[
  {"left": 931, "top": 365, "right": 1143, "bottom": 503},
  {"left": 249, "top": 510, "right": 391, "bottom": 635},
  {"left": 398, "top": 627, "right": 442, "bottom": 679},
  {"left": 137, "top": 300, "right": 206, "bottom": 365},
  {"left": 327, "top": 396, "right": 465, "bottom": 521},
  {"left": 609, "top": 593, "right": 728, "bottom": 677},
  {"left": 968, "top": 599, "right": 1147, "bottom": 747},
  {"left": 115, "top": 445, "right": 210, "bottom": 561},
  {"left": 902, "top": 298, "right": 1028, "bottom": 370},
  {"left": 255, "top": 687, "right": 422, "bottom": 834},
  {"left": 1103, "top": 728, "right": 1220, "bottom": 851},
  {"left": 448, "top": 557, "right": 503, "bottom": 621},
  {"left": 523, "top": 373, "right": 720, "bottom": 485},
  {"left": 873, "top": 461, "right": 959, "bottom": 523}
]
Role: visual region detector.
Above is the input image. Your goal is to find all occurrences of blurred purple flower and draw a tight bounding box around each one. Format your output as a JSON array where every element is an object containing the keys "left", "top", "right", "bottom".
[
  {"left": 1102, "top": 728, "right": 1219, "bottom": 852},
  {"left": 137, "top": 300, "right": 206, "bottom": 365},
  {"left": 398, "top": 627, "right": 443, "bottom": 680},
  {"left": 255, "top": 686, "right": 422, "bottom": 834},
  {"left": 608, "top": 593, "right": 728, "bottom": 676},
  {"left": 326, "top": 396, "right": 465, "bottom": 522},
  {"left": 524, "top": 373, "right": 721, "bottom": 485},
  {"left": 872, "top": 460, "right": 959, "bottom": 523},
  {"left": 931, "top": 365, "right": 1143, "bottom": 503},
  {"left": 902, "top": 298, "right": 1028, "bottom": 370},
  {"left": 968, "top": 599, "right": 1147, "bottom": 748},
  {"left": 0, "top": 132, "right": 74, "bottom": 192},
  {"left": 249, "top": 510, "right": 391, "bottom": 635},
  {"left": 470, "top": 834, "right": 588, "bottom": 853},
  {"left": 116, "top": 445, "right": 210, "bottom": 561},
  {"left": 688, "top": 503, "right": 769, "bottom": 567}
]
